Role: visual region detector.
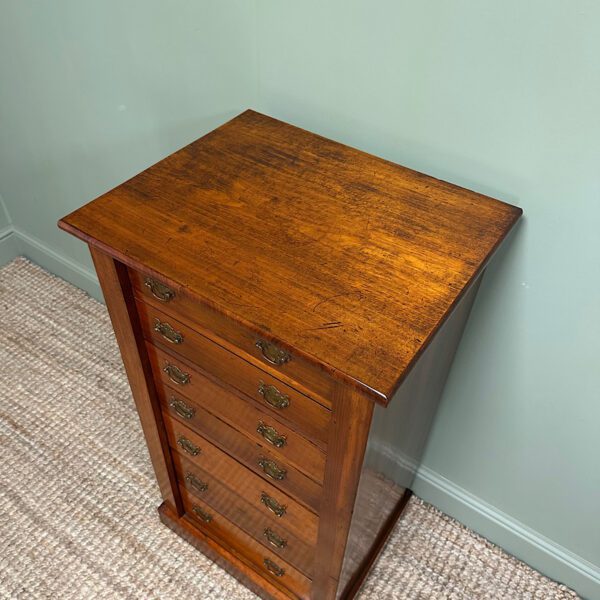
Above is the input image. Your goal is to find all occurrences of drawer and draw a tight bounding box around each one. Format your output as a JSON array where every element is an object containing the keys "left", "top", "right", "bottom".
[
  {"left": 142, "top": 321, "right": 331, "bottom": 446},
  {"left": 159, "top": 382, "right": 325, "bottom": 487},
  {"left": 159, "top": 393, "right": 322, "bottom": 512},
  {"left": 130, "top": 266, "right": 335, "bottom": 406},
  {"left": 181, "top": 489, "right": 312, "bottom": 599},
  {"left": 166, "top": 417, "right": 320, "bottom": 546},
  {"left": 172, "top": 453, "right": 318, "bottom": 549},
  {"left": 154, "top": 355, "right": 326, "bottom": 484},
  {"left": 174, "top": 457, "right": 315, "bottom": 576}
]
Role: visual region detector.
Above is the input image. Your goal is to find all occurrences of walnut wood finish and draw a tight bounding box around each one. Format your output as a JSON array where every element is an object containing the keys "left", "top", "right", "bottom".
[
  {"left": 157, "top": 386, "right": 322, "bottom": 511},
  {"left": 173, "top": 453, "right": 318, "bottom": 549},
  {"left": 89, "top": 247, "right": 181, "bottom": 514},
  {"left": 341, "top": 488, "right": 412, "bottom": 600},
  {"left": 159, "top": 502, "right": 293, "bottom": 600},
  {"left": 158, "top": 379, "right": 326, "bottom": 484},
  {"left": 337, "top": 276, "right": 482, "bottom": 597},
  {"left": 165, "top": 416, "right": 320, "bottom": 542},
  {"left": 60, "top": 111, "right": 522, "bottom": 600},
  {"left": 60, "top": 109, "right": 521, "bottom": 404},
  {"left": 180, "top": 490, "right": 312, "bottom": 599},
  {"left": 130, "top": 266, "right": 335, "bottom": 405},
  {"left": 145, "top": 335, "right": 330, "bottom": 447},
  {"left": 312, "top": 385, "right": 375, "bottom": 598},
  {"left": 138, "top": 297, "right": 331, "bottom": 412},
  {"left": 174, "top": 458, "right": 315, "bottom": 576}
]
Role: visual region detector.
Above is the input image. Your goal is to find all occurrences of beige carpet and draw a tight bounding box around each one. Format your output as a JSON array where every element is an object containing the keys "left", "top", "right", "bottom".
[{"left": 0, "top": 257, "right": 579, "bottom": 600}]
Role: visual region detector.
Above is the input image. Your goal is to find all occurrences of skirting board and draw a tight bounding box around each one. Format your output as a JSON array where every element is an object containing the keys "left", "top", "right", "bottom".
[
  {"left": 1, "top": 224, "right": 598, "bottom": 600},
  {"left": 368, "top": 438, "right": 598, "bottom": 599},
  {"left": 413, "top": 466, "right": 599, "bottom": 600},
  {"left": 0, "top": 225, "right": 102, "bottom": 301}
]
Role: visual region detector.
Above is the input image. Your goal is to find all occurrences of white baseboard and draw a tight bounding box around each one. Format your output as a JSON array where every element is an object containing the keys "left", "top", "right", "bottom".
[
  {"left": 1, "top": 224, "right": 598, "bottom": 599},
  {"left": 413, "top": 466, "right": 599, "bottom": 600},
  {"left": 5, "top": 226, "right": 103, "bottom": 301}
]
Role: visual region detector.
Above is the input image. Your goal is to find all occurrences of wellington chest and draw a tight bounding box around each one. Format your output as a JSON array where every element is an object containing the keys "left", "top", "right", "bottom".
[{"left": 58, "top": 110, "right": 522, "bottom": 599}]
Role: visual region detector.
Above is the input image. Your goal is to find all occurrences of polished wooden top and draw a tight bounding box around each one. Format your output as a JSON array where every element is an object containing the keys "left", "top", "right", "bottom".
[{"left": 59, "top": 110, "right": 521, "bottom": 403}]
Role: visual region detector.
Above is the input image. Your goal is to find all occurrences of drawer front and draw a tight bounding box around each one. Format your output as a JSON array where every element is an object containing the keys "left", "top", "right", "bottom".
[
  {"left": 181, "top": 489, "right": 312, "bottom": 599},
  {"left": 165, "top": 418, "right": 320, "bottom": 546},
  {"left": 172, "top": 453, "right": 317, "bottom": 549},
  {"left": 143, "top": 322, "right": 331, "bottom": 446},
  {"left": 174, "top": 457, "right": 315, "bottom": 576},
  {"left": 160, "top": 383, "right": 324, "bottom": 493},
  {"left": 130, "top": 266, "right": 335, "bottom": 406},
  {"left": 154, "top": 358, "right": 326, "bottom": 484},
  {"left": 158, "top": 391, "right": 322, "bottom": 512}
]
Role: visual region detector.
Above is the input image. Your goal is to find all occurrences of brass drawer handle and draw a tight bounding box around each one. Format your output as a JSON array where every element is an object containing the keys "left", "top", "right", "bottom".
[
  {"left": 185, "top": 473, "right": 208, "bottom": 493},
  {"left": 258, "top": 458, "right": 287, "bottom": 481},
  {"left": 154, "top": 318, "right": 183, "bottom": 344},
  {"left": 169, "top": 397, "right": 195, "bottom": 420},
  {"left": 177, "top": 436, "right": 200, "bottom": 456},
  {"left": 260, "top": 492, "right": 286, "bottom": 517},
  {"left": 257, "top": 421, "right": 287, "bottom": 448},
  {"left": 144, "top": 277, "right": 175, "bottom": 302},
  {"left": 263, "top": 558, "right": 285, "bottom": 578},
  {"left": 258, "top": 382, "right": 290, "bottom": 410},
  {"left": 192, "top": 505, "right": 213, "bottom": 523},
  {"left": 255, "top": 339, "right": 291, "bottom": 366},
  {"left": 263, "top": 528, "right": 287, "bottom": 549},
  {"left": 164, "top": 363, "right": 190, "bottom": 386}
]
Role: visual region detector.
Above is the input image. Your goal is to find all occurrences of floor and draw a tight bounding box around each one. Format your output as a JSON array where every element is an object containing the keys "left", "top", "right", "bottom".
[{"left": 0, "top": 257, "right": 579, "bottom": 599}]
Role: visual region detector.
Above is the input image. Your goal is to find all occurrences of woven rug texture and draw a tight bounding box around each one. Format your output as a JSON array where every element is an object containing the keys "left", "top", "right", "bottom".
[{"left": 0, "top": 258, "right": 580, "bottom": 600}]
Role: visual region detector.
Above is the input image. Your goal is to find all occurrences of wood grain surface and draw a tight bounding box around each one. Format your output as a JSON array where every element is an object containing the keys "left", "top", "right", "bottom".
[
  {"left": 129, "top": 265, "right": 337, "bottom": 404},
  {"left": 59, "top": 110, "right": 522, "bottom": 403},
  {"left": 159, "top": 391, "right": 323, "bottom": 511},
  {"left": 180, "top": 490, "right": 313, "bottom": 599},
  {"left": 89, "top": 247, "right": 182, "bottom": 514},
  {"left": 164, "top": 415, "right": 321, "bottom": 536},
  {"left": 146, "top": 337, "right": 331, "bottom": 446},
  {"left": 158, "top": 502, "right": 297, "bottom": 600},
  {"left": 137, "top": 296, "right": 331, "bottom": 410},
  {"left": 173, "top": 453, "right": 319, "bottom": 548},
  {"left": 312, "top": 386, "right": 375, "bottom": 599},
  {"left": 174, "top": 460, "right": 316, "bottom": 576},
  {"left": 158, "top": 379, "right": 326, "bottom": 484}
]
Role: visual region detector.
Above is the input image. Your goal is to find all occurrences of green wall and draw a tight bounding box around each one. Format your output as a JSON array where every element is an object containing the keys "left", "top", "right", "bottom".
[
  {"left": 255, "top": 3, "right": 599, "bottom": 596},
  {"left": 0, "top": 196, "right": 10, "bottom": 230},
  {"left": 1, "top": 1, "right": 598, "bottom": 597},
  {"left": 0, "top": 0, "right": 256, "bottom": 295}
]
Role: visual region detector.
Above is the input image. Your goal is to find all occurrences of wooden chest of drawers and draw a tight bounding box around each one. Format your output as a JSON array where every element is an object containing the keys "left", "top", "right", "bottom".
[{"left": 58, "top": 110, "right": 521, "bottom": 599}]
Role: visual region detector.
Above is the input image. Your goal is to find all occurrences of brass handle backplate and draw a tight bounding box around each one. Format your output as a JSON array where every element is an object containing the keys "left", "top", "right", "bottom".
[
  {"left": 164, "top": 363, "right": 190, "bottom": 386},
  {"left": 258, "top": 382, "right": 290, "bottom": 410},
  {"left": 263, "top": 558, "right": 285, "bottom": 577},
  {"left": 257, "top": 421, "right": 287, "bottom": 448},
  {"left": 154, "top": 318, "right": 183, "bottom": 344},
  {"left": 185, "top": 473, "right": 208, "bottom": 493},
  {"left": 192, "top": 505, "right": 213, "bottom": 523},
  {"left": 169, "top": 397, "right": 195, "bottom": 420},
  {"left": 255, "top": 339, "right": 291, "bottom": 366},
  {"left": 177, "top": 436, "right": 200, "bottom": 456},
  {"left": 144, "top": 277, "right": 175, "bottom": 302},
  {"left": 258, "top": 458, "right": 287, "bottom": 481},
  {"left": 260, "top": 492, "right": 286, "bottom": 517},
  {"left": 263, "top": 528, "right": 287, "bottom": 549}
]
